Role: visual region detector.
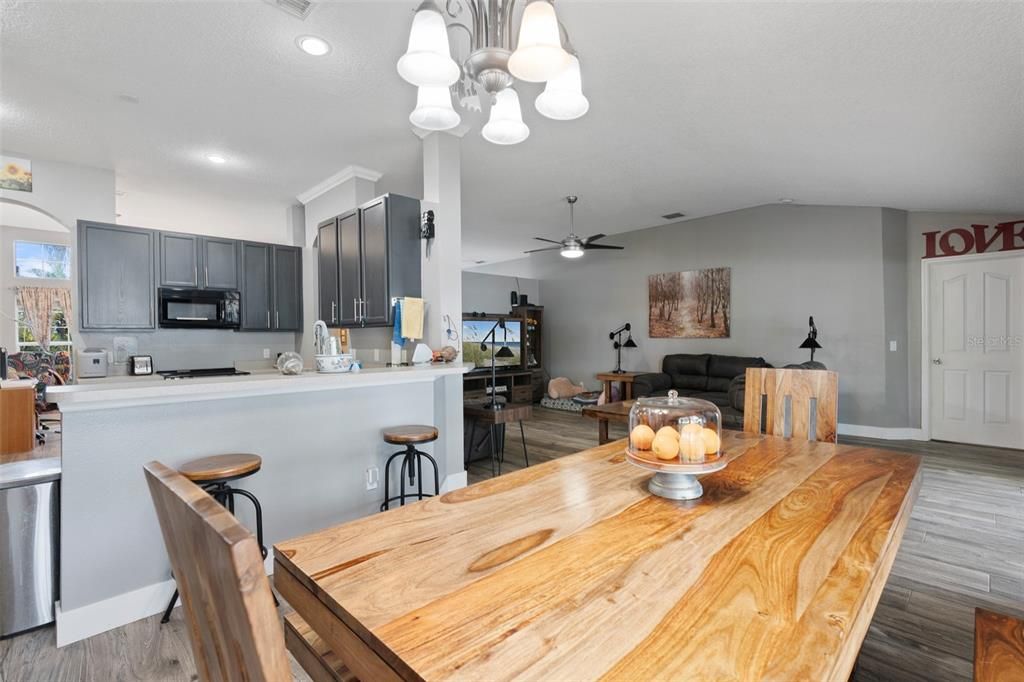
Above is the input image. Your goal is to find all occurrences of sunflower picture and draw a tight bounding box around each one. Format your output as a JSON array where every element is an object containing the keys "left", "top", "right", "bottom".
[{"left": 0, "top": 156, "right": 32, "bottom": 192}]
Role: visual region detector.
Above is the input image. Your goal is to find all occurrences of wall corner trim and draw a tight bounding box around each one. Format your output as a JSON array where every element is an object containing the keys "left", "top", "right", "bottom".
[
  {"left": 441, "top": 470, "right": 468, "bottom": 493},
  {"left": 296, "top": 165, "right": 383, "bottom": 205}
]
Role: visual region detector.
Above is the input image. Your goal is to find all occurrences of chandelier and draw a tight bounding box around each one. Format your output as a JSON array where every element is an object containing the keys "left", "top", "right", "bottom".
[{"left": 397, "top": 0, "right": 589, "bottom": 145}]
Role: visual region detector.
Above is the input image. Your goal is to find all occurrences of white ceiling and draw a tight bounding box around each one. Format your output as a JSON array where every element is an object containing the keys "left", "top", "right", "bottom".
[{"left": 2, "top": 1, "right": 1022, "bottom": 265}]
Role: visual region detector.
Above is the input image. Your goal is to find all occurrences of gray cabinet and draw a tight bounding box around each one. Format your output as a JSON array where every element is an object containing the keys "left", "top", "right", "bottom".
[
  {"left": 78, "top": 221, "right": 157, "bottom": 330},
  {"left": 317, "top": 194, "right": 421, "bottom": 328},
  {"left": 240, "top": 243, "right": 272, "bottom": 331},
  {"left": 201, "top": 238, "right": 239, "bottom": 290},
  {"left": 241, "top": 242, "right": 302, "bottom": 332},
  {"left": 159, "top": 232, "right": 199, "bottom": 288},
  {"left": 272, "top": 246, "right": 302, "bottom": 331}
]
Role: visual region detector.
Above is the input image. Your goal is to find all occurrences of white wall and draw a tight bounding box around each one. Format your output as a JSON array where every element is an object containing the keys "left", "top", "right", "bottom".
[
  {"left": 473, "top": 204, "right": 907, "bottom": 427},
  {"left": 462, "top": 272, "right": 540, "bottom": 314}
]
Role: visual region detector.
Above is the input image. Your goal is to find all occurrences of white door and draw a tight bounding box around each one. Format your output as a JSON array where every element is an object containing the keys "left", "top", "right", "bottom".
[{"left": 929, "top": 255, "right": 1024, "bottom": 449}]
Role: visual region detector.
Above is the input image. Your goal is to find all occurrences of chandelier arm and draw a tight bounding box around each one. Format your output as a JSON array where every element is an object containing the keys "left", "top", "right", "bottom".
[
  {"left": 446, "top": 21, "right": 475, "bottom": 56},
  {"left": 445, "top": 0, "right": 480, "bottom": 51},
  {"left": 487, "top": 0, "right": 500, "bottom": 48},
  {"left": 557, "top": 20, "right": 577, "bottom": 56},
  {"left": 500, "top": 0, "right": 519, "bottom": 50}
]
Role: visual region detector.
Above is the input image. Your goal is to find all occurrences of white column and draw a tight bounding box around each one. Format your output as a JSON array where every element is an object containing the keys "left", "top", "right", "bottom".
[{"left": 420, "top": 130, "right": 467, "bottom": 490}]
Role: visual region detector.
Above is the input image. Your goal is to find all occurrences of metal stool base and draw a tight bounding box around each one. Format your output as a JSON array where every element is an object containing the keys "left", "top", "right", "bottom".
[{"left": 380, "top": 444, "right": 440, "bottom": 511}]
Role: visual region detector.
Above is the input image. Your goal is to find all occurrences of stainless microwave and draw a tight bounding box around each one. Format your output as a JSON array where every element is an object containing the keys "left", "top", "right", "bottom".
[{"left": 158, "top": 288, "right": 240, "bottom": 329}]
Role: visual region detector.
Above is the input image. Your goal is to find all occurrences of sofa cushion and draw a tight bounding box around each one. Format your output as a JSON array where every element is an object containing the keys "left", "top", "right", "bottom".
[
  {"left": 662, "top": 354, "right": 710, "bottom": 391},
  {"left": 706, "top": 355, "right": 769, "bottom": 392},
  {"left": 692, "top": 391, "right": 732, "bottom": 409}
]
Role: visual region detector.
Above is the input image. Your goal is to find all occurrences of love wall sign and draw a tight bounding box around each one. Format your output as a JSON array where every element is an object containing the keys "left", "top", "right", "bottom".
[{"left": 923, "top": 220, "right": 1024, "bottom": 258}]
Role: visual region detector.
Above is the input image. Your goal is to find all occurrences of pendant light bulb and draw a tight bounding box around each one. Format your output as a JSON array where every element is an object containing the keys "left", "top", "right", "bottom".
[
  {"left": 482, "top": 89, "right": 530, "bottom": 145},
  {"left": 508, "top": 0, "right": 571, "bottom": 83},
  {"left": 535, "top": 55, "right": 589, "bottom": 120},
  {"left": 397, "top": 0, "right": 460, "bottom": 87},
  {"left": 409, "top": 86, "right": 461, "bottom": 131}
]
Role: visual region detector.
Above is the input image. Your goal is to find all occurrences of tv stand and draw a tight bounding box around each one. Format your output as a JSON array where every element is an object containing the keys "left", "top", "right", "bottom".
[{"left": 464, "top": 368, "right": 535, "bottom": 405}]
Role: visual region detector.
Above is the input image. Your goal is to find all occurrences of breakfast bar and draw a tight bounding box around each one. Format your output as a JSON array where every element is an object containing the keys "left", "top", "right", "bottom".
[
  {"left": 274, "top": 432, "right": 921, "bottom": 680},
  {"left": 47, "top": 363, "right": 469, "bottom": 646}
]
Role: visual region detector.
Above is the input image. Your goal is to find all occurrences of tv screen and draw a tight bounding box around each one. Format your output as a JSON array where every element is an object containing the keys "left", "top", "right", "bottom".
[{"left": 462, "top": 319, "right": 522, "bottom": 369}]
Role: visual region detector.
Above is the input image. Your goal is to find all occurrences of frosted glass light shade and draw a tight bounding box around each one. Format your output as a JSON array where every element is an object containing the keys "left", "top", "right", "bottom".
[
  {"left": 508, "top": 0, "right": 571, "bottom": 82},
  {"left": 409, "top": 86, "right": 460, "bottom": 131},
  {"left": 397, "top": 0, "right": 460, "bottom": 87},
  {"left": 535, "top": 55, "right": 589, "bottom": 120},
  {"left": 560, "top": 244, "right": 585, "bottom": 258},
  {"left": 482, "top": 89, "right": 530, "bottom": 145}
]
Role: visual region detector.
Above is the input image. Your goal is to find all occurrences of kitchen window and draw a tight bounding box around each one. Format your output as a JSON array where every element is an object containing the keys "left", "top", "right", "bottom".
[
  {"left": 14, "top": 241, "right": 71, "bottom": 280},
  {"left": 15, "top": 304, "right": 72, "bottom": 352}
]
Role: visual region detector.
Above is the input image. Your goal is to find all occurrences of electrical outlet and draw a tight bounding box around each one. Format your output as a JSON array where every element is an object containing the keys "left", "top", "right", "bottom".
[
  {"left": 373, "top": 348, "right": 380, "bottom": 362},
  {"left": 889, "top": 340, "right": 898, "bottom": 352},
  {"left": 365, "top": 467, "right": 379, "bottom": 491},
  {"left": 263, "top": 348, "right": 271, "bottom": 359}
]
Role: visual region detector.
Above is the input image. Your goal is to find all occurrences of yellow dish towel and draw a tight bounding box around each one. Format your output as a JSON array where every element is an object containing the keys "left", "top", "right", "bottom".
[{"left": 401, "top": 297, "right": 425, "bottom": 340}]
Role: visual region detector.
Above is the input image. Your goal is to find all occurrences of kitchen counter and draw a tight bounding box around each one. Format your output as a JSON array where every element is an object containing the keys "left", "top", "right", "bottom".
[
  {"left": 52, "top": 360, "right": 469, "bottom": 646},
  {"left": 49, "top": 363, "right": 471, "bottom": 411}
]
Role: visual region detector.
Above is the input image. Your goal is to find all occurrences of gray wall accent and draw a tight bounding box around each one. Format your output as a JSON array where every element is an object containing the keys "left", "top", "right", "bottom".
[
  {"left": 905, "top": 211, "right": 1022, "bottom": 427},
  {"left": 476, "top": 204, "right": 906, "bottom": 427},
  {"left": 60, "top": 380, "right": 442, "bottom": 613},
  {"left": 880, "top": 209, "right": 910, "bottom": 427},
  {"left": 462, "top": 272, "right": 540, "bottom": 314}
]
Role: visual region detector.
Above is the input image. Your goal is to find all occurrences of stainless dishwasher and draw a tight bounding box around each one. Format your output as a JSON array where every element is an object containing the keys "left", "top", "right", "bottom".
[{"left": 0, "top": 457, "right": 60, "bottom": 637}]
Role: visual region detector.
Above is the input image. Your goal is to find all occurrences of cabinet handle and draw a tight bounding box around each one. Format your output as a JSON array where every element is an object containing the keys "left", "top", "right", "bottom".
[
  {"left": 354, "top": 298, "right": 359, "bottom": 322},
  {"left": 331, "top": 301, "right": 337, "bottom": 323},
  {"left": 194, "top": 264, "right": 198, "bottom": 285},
  {"left": 204, "top": 265, "right": 209, "bottom": 287},
  {"left": 266, "top": 311, "right": 271, "bottom": 328},
  {"left": 275, "top": 311, "right": 280, "bottom": 328}
]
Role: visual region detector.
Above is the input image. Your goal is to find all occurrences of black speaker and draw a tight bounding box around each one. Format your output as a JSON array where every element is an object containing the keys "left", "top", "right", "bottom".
[
  {"left": 519, "top": 294, "right": 529, "bottom": 307},
  {"left": 511, "top": 291, "right": 519, "bottom": 306}
]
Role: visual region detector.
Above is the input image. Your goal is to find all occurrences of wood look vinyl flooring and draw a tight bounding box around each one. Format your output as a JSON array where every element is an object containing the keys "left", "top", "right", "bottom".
[{"left": 2, "top": 408, "right": 1020, "bottom": 681}]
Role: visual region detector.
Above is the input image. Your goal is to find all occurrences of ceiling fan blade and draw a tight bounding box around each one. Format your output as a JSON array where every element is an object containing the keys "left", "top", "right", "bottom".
[
  {"left": 581, "top": 233, "right": 606, "bottom": 244},
  {"left": 533, "top": 237, "right": 564, "bottom": 244},
  {"left": 523, "top": 246, "right": 562, "bottom": 254},
  {"left": 583, "top": 244, "right": 624, "bottom": 250}
]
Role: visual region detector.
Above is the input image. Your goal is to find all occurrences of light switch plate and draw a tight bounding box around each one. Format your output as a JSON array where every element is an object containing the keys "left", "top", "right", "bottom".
[
  {"left": 889, "top": 340, "right": 898, "bottom": 352},
  {"left": 365, "top": 467, "right": 379, "bottom": 490},
  {"left": 263, "top": 348, "right": 271, "bottom": 359}
]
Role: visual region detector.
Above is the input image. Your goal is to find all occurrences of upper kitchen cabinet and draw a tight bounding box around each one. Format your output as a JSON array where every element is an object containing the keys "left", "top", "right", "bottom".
[
  {"left": 317, "top": 194, "right": 421, "bottom": 328},
  {"left": 78, "top": 221, "right": 157, "bottom": 330},
  {"left": 240, "top": 242, "right": 302, "bottom": 332},
  {"left": 159, "top": 232, "right": 200, "bottom": 287},
  {"left": 159, "top": 233, "right": 239, "bottom": 290},
  {"left": 201, "top": 237, "right": 239, "bottom": 290}
]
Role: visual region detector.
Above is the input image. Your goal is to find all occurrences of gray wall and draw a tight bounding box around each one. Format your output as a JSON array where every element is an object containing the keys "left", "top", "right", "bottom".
[
  {"left": 474, "top": 204, "right": 908, "bottom": 427},
  {"left": 462, "top": 272, "right": 540, "bottom": 314},
  {"left": 881, "top": 209, "right": 911, "bottom": 427},
  {"left": 905, "top": 211, "right": 1022, "bottom": 427}
]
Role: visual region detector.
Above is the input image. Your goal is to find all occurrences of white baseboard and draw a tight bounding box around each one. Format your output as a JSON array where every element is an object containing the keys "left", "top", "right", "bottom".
[
  {"left": 838, "top": 424, "right": 928, "bottom": 441},
  {"left": 441, "top": 470, "right": 468, "bottom": 492},
  {"left": 55, "top": 556, "right": 276, "bottom": 647}
]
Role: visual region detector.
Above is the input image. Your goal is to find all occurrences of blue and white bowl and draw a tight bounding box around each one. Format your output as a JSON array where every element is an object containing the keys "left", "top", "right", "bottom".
[{"left": 315, "top": 354, "right": 353, "bottom": 374}]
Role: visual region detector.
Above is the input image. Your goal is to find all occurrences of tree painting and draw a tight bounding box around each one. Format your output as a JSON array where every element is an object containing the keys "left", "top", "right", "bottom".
[{"left": 648, "top": 268, "right": 731, "bottom": 338}]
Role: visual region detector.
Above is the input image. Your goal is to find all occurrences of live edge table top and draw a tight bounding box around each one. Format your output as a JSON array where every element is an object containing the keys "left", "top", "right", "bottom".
[{"left": 274, "top": 433, "right": 921, "bottom": 682}]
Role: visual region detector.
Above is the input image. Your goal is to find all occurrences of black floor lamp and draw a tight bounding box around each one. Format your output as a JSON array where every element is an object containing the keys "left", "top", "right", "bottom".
[
  {"left": 799, "top": 316, "right": 822, "bottom": 362},
  {"left": 481, "top": 318, "right": 515, "bottom": 410},
  {"left": 610, "top": 323, "right": 638, "bottom": 374}
]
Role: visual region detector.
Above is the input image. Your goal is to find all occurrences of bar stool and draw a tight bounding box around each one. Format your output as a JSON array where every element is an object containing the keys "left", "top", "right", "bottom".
[
  {"left": 160, "top": 453, "right": 271, "bottom": 624},
  {"left": 380, "top": 425, "right": 440, "bottom": 511}
]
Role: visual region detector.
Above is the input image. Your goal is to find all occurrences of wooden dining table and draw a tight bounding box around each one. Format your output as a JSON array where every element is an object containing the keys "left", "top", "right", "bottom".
[{"left": 274, "top": 432, "right": 921, "bottom": 681}]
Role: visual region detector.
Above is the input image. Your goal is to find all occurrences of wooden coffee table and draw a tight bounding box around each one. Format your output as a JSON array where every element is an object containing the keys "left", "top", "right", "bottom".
[{"left": 582, "top": 400, "right": 634, "bottom": 445}]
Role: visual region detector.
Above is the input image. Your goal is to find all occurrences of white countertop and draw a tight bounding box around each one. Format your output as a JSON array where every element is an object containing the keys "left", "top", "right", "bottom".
[{"left": 48, "top": 363, "right": 472, "bottom": 412}]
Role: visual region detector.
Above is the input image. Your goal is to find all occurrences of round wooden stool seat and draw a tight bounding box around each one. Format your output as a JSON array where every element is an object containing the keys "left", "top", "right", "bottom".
[
  {"left": 383, "top": 425, "right": 439, "bottom": 445},
  {"left": 178, "top": 453, "right": 262, "bottom": 483}
]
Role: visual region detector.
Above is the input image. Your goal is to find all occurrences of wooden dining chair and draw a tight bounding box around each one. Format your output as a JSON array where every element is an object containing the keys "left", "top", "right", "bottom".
[
  {"left": 144, "top": 461, "right": 353, "bottom": 682},
  {"left": 743, "top": 367, "right": 839, "bottom": 443}
]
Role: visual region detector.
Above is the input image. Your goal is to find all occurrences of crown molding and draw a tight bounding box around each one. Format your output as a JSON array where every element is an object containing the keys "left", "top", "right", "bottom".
[{"left": 296, "top": 165, "right": 383, "bottom": 205}]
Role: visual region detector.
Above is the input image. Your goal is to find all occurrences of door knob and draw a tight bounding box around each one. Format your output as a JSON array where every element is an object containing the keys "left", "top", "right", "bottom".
[{"left": 932, "top": 358, "right": 943, "bottom": 365}]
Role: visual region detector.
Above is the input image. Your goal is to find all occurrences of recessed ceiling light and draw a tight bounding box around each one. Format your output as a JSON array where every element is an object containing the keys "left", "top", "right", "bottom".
[
  {"left": 778, "top": 198, "right": 795, "bottom": 204},
  {"left": 661, "top": 211, "right": 686, "bottom": 220},
  {"left": 296, "top": 35, "right": 331, "bottom": 56},
  {"left": 206, "top": 154, "right": 227, "bottom": 164}
]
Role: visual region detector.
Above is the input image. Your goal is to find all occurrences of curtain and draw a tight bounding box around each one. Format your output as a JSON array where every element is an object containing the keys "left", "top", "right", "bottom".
[{"left": 16, "top": 287, "right": 71, "bottom": 352}]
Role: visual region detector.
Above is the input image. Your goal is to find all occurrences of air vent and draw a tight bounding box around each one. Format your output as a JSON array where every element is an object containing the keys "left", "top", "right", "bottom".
[
  {"left": 265, "top": 0, "right": 314, "bottom": 20},
  {"left": 661, "top": 212, "right": 686, "bottom": 220}
]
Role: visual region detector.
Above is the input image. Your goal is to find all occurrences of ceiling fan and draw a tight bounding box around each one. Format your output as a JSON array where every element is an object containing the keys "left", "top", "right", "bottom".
[{"left": 524, "top": 196, "right": 624, "bottom": 259}]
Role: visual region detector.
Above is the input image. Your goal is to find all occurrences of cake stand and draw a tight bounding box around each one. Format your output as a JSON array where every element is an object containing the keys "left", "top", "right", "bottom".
[{"left": 626, "top": 448, "right": 728, "bottom": 500}]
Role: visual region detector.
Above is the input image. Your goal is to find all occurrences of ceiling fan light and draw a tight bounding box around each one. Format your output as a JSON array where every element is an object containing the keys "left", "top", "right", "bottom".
[
  {"left": 409, "top": 86, "right": 461, "bottom": 131},
  {"left": 482, "top": 89, "right": 530, "bottom": 145},
  {"left": 560, "top": 243, "right": 584, "bottom": 258},
  {"left": 508, "top": 0, "right": 571, "bottom": 83},
  {"left": 535, "top": 55, "right": 589, "bottom": 120},
  {"left": 397, "top": 0, "right": 460, "bottom": 87}
]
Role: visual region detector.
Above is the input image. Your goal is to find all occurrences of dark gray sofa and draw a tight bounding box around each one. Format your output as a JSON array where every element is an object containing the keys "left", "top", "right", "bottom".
[{"left": 633, "top": 354, "right": 771, "bottom": 428}]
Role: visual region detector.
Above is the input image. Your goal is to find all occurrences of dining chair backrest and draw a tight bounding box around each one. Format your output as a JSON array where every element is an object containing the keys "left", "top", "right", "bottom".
[
  {"left": 743, "top": 367, "right": 839, "bottom": 443},
  {"left": 143, "top": 461, "right": 290, "bottom": 682}
]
